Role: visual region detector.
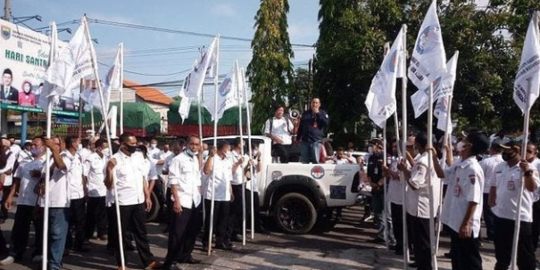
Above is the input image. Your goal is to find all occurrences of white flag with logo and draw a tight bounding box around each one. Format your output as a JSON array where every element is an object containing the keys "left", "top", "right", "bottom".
[
  {"left": 410, "top": 51, "right": 459, "bottom": 118},
  {"left": 408, "top": 0, "right": 446, "bottom": 91},
  {"left": 178, "top": 60, "right": 198, "bottom": 123},
  {"left": 365, "top": 26, "right": 405, "bottom": 128},
  {"left": 513, "top": 13, "right": 540, "bottom": 113},
  {"left": 434, "top": 95, "right": 452, "bottom": 132},
  {"left": 207, "top": 62, "right": 239, "bottom": 121},
  {"left": 81, "top": 44, "right": 121, "bottom": 116},
  {"left": 184, "top": 36, "right": 218, "bottom": 100}
]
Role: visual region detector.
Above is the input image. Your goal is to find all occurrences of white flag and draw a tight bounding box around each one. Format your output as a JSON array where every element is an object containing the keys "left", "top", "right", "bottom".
[
  {"left": 38, "top": 22, "right": 58, "bottom": 110},
  {"left": 41, "top": 17, "right": 95, "bottom": 111},
  {"left": 81, "top": 44, "right": 121, "bottom": 116},
  {"left": 184, "top": 36, "right": 218, "bottom": 99},
  {"left": 207, "top": 62, "right": 239, "bottom": 121},
  {"left": 513, "top": 13, "right": 540, "bottom": 113},
  {"left": 408, "top": 0, "right": 446, "bottom": 91},
  {"left": 434, "top": 95, "right": 452, "bottom": 132},
  {"left": 178, "top": 60, "right": 198, "bottom": 123},
  {"left": 365, "top": 26, "right": 405, "bottom": 128},
  {"left": 410, "top": 51, "right": 459, "bottom": 118}
]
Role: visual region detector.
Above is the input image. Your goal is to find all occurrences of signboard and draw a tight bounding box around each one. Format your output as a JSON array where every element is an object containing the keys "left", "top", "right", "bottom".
[{"left": 0, "top": 18, "right": 81, "bottom": 116}]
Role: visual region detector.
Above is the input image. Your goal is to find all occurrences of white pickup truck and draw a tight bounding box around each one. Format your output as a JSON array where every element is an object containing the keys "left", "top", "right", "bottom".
[{"left": 203, "top": 136, "right": 361, "bottom": 234}]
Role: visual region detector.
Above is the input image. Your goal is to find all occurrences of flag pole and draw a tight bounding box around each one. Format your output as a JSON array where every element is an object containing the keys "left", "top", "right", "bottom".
[
  {"left": 510, "top": 78, "right": 531, "bottom": 270},
  {"left": 42, "top": 21, "right": 57, "bottom": 270},
  {"left": 234, "top": 61, "right": 247, "bottom": 246},
  {"left": 400, "top": 24, "right": 410, "bottom": 268},
  {"left": 242, "top": 67, "right": 255, "bottom": 239},
  {"left": 208, "top": 35, "right": 220, "bottom": 256},
  {"left": 119, "top": 42, "right": 124, "bottom": 135},
  {"left": 83, "top": 17, "right": 125, "bottom": 270},
  {"left": 428, "top": 82, "right": 437, "bottom": 270},
  {"left": 382, "top": 122, "right": 390, "bottom": 249}
]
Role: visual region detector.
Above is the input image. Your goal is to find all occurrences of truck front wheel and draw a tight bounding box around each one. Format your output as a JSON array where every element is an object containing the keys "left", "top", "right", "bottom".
[{"left": 273, "top": 193, "right": 317, "bottom": 234}]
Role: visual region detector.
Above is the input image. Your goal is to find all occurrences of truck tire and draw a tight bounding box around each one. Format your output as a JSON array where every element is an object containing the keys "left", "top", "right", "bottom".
[
  {"left": 273, "top": 192, "right": 317, "bottom": 234},
  {"left": 146, "top": 192, "right": 161, "bottom": 222}
]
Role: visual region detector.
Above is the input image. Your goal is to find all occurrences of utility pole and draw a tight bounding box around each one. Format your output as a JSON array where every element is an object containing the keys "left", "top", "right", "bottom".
[{"left": 4, "top": 0, "right": 10, "bottom": 21}]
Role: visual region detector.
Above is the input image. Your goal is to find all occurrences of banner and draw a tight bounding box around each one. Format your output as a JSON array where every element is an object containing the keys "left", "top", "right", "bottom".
[
  {"left": 0, "top": 18, "right": 81, "bottom": 116},
  {"left": 206, "top": 61, "right": 240, "bottom": 121},
  {"left": 408, "top": 0, "right": 446, "bottom": 91},
  {"left": 514, "top": 13, "right": 540, "bottom": 113},
  {"left": 365, "top": 26, "right": 405, "bottom": 128}
]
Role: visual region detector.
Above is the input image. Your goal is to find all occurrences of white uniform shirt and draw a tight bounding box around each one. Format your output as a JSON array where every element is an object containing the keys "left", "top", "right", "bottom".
[
  {"left": 491, "top": 162, "right": 540, "bottom": 223},
  {"left": 264, "top": 117, "right": 294, "bottom": 145},
  {"left": 168, "top": 151, "right": 201, "bottom": 208},
  {"left": 440, "top": 156, "right": 484, "bottom": 237},
  {"left": 14, "top": 155, "right": 46, "bottom": 206},
  {"left": 203, "top": 154, "right": 233, "bottom": 201},
  {"left": 142, "top": 158, "right": 158, "bottom": 183},
  {"left": 66, "top": 151, "right": 85, "bottom": 200},
  {"left": 246, "top": 152, "right": 261, "bottom": 193},
  {"left": 84, "top": 152, "right": 107, "bottom": 197},
  {"left": 17, "top": 149, "right": 33, "bottom": 169},
  {"left": 40, "top": 151, "right": 78, "bottom": 208},
  {"left": 479, "top": 154, "right": 504, "bottom": 193},
  {"left": 406, "top": 152, "right": 441, "bottom": 218},
  {"left": 387, "top": 156, "right": 404, "bottom": 205},
  {"left": 148, "top": 147, "right": 161, "bottom": 161},
  {"left": 530, "top": 159, "right": 540, "bottom": 201},
  {"left": 78, "top": 148, "right": 93, "bottom": 163},
  {"left": 0, "top": 149, "right": 17, "bottom": 186},
  {"left": 110, "top": 151, "right": 146, "bottom": 206},
  {"left": 156, "top": 150, "right": 173, "bottom": 175},
  {"left": 231, "top": 151, "right": 249, "bottom": 185}
]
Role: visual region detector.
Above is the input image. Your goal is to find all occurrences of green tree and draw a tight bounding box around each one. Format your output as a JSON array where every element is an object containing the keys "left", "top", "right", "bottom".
[{"left": 247, "top": 0, "right": 295, "bottom": 130}]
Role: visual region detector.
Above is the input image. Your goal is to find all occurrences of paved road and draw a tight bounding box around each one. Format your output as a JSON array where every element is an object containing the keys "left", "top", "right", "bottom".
[{"left": 1, "top": 203, "right": 533, "bottom": 270}]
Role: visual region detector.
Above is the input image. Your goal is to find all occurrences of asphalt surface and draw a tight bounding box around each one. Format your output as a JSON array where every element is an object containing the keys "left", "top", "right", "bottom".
[{"left": 1, "top": 202, "right": 535, "bottom": 270}]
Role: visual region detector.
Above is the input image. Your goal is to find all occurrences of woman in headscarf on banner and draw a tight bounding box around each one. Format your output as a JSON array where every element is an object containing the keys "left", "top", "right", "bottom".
[{"left": 18, "top": 81, "right": 36, "bottom": 107}]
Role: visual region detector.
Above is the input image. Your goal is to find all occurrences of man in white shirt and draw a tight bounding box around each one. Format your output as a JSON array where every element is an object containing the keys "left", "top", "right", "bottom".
[
  {"left": 227, "top": 138, "right": 248, "bottom": 243},
  {"left": 479, "top": 139, "right": 504, "bottom": 241},
  {"left": 105, "top": 132, "right": 162, "bottom": 270},
  {"left": 488, "top": 140, "right": 539, "bottom": 270},
  {"left": 524, "top": 142, "right": 540, "bottom": 257},
  {"left": 264, "top": 104, "right": 294, "bottom": 163},
  {"left": 163, "top": 136, "right": 202, "bottom": 270},
  {"left": 0, "top": 139, "right": 18, "bottom": 223},
  {"left": 5, "top": 136, "right": 47, "bottom": 261},
  {"left": 399, "top": 132, "right": 441, "bottom": 270},
  {"left": 440, "top": 131, "right": 489, "bottom": 270},
  {"left": 202, "top": 141, "right": 236, "bottom": 251},
  {"left": 84, "top": 139, "right": 109, "bottom": 242},
  {"left": 148, "top": 139, "right": 161, "bottom": 161},
  {"left": 385, "top": 138, "right": 406, "bottom": 256}
]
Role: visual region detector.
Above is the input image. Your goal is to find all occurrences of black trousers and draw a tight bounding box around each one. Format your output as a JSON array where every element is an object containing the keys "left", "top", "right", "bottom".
[
  {"left": 391, "top": 203, "right": 404, "bottom": 251},
  {"left": 165, "top": 202, "right": 201, "bottom": 264},
  {"left": 272, "top": 144, "right": 291, "bottom": 163},
  {"left": 408, "top": 214, "right": 432, "bottom": 270},
  {"left": 449, "top": 229, "right": 482, "bottom": 270},
  {"left": 531, "top": 200, "right": 540, "bottom": 251},
  {"left": 11, "top": 205, "right": 39, "bottom": 259},
  {"left": 66, "top": 198, "right": 86, "bottom": 249},
  {"left": 0, "top": 185, "right": 11, "bottom": 220},
  {"left": 494, "top": 216, "right": 536, "bottom": 270},
  {"left": 203, "top": 199, "right": 230, "bottom": 245},
  {"left": 482, "top": 193, "right": 496, "bottom": 239},
  {"left": 0, "top": 226, "right": 8, "bottom": 259},
  {"left": 109, "top": 203, "right": 155, "bottom": 267},
  {"left": 85, "top": 196, "right": 107, "bottom": 239},
  {"left": 227, "top": 185, "right": 244, "bottom": 239}
]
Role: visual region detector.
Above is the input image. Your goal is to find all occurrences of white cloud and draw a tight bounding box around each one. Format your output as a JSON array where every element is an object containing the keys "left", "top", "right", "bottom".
[
  {"left": 211, "top": 3, "right": 237, "bottom": 18},
  {"left": 288, "top": 22, "right": 318, "bottom": 44}
]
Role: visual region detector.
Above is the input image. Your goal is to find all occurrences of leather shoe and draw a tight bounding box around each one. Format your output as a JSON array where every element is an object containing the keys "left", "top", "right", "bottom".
[
  {"left": 162, "top": 262, "right": 180, "bottom": 270},
  {"left": 182, "top": 257, "right": 201, "bottom": 264}
]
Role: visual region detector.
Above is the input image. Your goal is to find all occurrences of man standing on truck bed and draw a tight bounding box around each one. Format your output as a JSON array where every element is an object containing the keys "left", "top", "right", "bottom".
[
  {"left": 298, "top": 98, "right": 329, "bottom": 164},
  {"left": 264, "top": 104, "right": 295, "bottom": 163}
]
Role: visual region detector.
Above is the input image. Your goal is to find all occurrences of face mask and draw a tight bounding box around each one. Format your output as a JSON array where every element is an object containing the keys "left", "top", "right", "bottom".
[
  {"left": 368, "top": 146, "right": 373, "bottom": 154},
  {"left": 252, "top": 150, "right": 258, "bottom": 157},
  {"left": 126, "top": 145, "right": 138, "bottom": 154},
  {"left": 502, "top": 152, "right": 515, "bottom": 161},
  {"left": 101, "top": 148, "right": 110, "bottom": 156},
  {"left": 186, "top": 149, "right": 198, "bottom": 156},
  {"left": 151, "top": 144, "right": 157, "bottom": 149},
  {"left": 456, "top": 141, "right": 466, "bottom": 152},
  {"left": 31, "top": 148, "right": 41, "bottom": 157},
  {"left": 226, "top": 151, "right": 233, "bottom": 158},
  {"left": 203, "top": 150, "right": 209, "bottom": 158},
  {"left": 77, "top": 144, "right": 82, "bottom": 151}
]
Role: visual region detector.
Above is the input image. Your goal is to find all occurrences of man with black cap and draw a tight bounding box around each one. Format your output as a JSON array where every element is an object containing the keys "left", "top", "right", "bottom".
[
  {"left": 479, "top": 139, "right": 505, "bottom": 241},
  {"left": 367, "top": 138, "right": 395, "bottom": 246},
  {"left": 0, "top": 69, "right": 18, "bottom": 105},
  {"left": 440, "top": 130, "right": 490, "bottom": 270},
  {"left": 488, "top": 140, "right": 539, "bottom": 270}
]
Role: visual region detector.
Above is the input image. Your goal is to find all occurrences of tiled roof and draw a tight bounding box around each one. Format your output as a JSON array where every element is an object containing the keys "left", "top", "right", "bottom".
[{"left": 123, "top": 79, "right": 173, "bottom": 106}]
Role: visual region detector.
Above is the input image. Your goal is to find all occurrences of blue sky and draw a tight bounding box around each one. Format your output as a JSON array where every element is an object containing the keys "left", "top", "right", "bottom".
[{"left": 10, "top": 0, "right": 319, "bottom": 97}]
